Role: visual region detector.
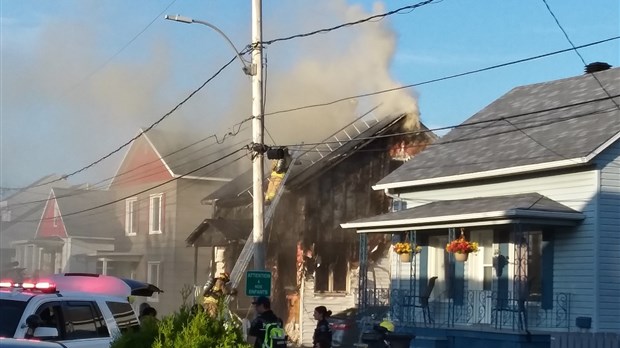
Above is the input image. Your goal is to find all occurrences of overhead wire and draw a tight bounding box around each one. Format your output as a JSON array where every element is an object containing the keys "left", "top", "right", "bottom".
[
  {"left": 540, "top": 0, "right": 620, "bottom": 110},
  {"left": 264, "top": 36, "right": 620, "bottom": 117},
  {"left": 16, "top": 146, "right": 248, "bottom": 223},
  {"left": 260, "top": 0, "right": 439, "bottom": 46}
]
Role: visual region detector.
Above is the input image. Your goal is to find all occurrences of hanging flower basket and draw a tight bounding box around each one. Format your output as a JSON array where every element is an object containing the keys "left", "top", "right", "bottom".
[
  {"left": 393, "top": 242, "right": 421, "bottom": 263},
  {"left": 445, "top": 230, "right": 478, "bottom": 262},
  {"left": 454, "top": 253, "right": 469, "bottom": 262},
  {"left": 399, "top": 253, "right": 413, "bottom": 263}
]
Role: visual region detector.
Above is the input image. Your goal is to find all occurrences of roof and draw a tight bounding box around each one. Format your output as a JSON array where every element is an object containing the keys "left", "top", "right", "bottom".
[
  {"left": 0, "top": 175, "right": 71, "bottom": 247},
  {"left": 341, "top": 193, "right": 584, "bottom": 232},
  {"left": 203, "top": 113, "right": 425, "bottom": 204},
  {"left": 51, "top": 188, "right": 124, "bottom": 240},
  {"left": 376, "top": 67, "right": 620, "bottom": 189},
  {"left": 186, "top": 217, "right": 252, "bottom": 246},
  {"left": 141, "top": 128, "right": 232, "bottom": 181}
]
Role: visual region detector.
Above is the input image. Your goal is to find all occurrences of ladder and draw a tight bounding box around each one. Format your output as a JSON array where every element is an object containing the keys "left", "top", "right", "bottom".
[
  {"left": 225, "top": 105, "right": 383, "bottom": 303},
  {"left": 292, "top": 104, "right": 382, "bottom": 174},
  {"left": 225, "top": 147, "right": 302, "bottom": 303}
]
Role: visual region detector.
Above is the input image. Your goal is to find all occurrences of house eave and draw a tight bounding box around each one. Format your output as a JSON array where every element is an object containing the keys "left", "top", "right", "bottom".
[
  {"left": 174, "top": 175, "right": 232, "bottom": 182},
  {"left": 372, "top": 158, "right": 589, "bottom": 191},
  {"left": 341, "top": 209, "right": 584, "bottom": 230}
]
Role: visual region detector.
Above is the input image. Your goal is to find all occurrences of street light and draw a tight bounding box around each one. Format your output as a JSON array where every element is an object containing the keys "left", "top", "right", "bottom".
[
  {"left": 164, "top": 15, "right": 254, "bottom": 76},
  {"left": 165, "top": 6, "right": 266, "bottom": 271}
]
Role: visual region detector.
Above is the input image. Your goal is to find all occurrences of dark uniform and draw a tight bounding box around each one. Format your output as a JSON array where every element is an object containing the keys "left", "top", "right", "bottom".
[
  {"left": 249, "top": 310, "right": 282, "bottom": 348},
  {"left": 313, "top": 319, "right": 332, "bottom": 348}
]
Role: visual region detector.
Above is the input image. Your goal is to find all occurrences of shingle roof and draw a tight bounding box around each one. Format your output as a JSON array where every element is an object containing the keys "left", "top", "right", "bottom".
[
  {"left": 141, "top": 128, "right": 233, "bottom": 180},
  {"left": 203, "top": 113, "right": 423, "bottom": 203},
  {"left": 376, "top": 67, "right": 620, "bottom": 188},
  {"left": 342, "top": 193, "right": 584, "bottom": 231}
]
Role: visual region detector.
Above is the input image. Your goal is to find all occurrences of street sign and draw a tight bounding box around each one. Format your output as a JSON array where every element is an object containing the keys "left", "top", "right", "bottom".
[{"left": 245, "top": 270, "right": 271, "bottom": 297}]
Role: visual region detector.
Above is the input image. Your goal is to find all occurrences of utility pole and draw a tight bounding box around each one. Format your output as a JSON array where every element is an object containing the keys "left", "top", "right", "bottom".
[{"left": 251, "top": 0, "right": 265, "bottom": 271}]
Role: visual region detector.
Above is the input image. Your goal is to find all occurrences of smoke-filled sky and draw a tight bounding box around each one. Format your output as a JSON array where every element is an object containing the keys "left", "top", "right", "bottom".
[{"left": 1, "top": 0, "right": 618, "bottom": 189}]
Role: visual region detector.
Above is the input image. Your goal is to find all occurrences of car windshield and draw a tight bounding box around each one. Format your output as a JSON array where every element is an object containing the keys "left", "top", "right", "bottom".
[{"left": 0, "top": 300, "right": 27, "bottom": 337}]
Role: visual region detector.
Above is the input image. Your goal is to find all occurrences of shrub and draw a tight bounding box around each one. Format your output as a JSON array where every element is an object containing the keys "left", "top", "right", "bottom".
[{"left": 111, "top": 292, "right": 250, "bottom": 348}]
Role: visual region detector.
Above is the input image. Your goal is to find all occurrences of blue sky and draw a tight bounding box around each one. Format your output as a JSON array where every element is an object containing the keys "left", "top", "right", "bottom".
[{"left": 1, "top": 0, "right": 618, "bottom": 188}]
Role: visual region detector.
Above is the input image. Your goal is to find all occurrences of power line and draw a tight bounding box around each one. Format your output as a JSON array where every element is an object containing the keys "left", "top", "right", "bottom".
[
  {"left": 4, "top": 54, "right": 243, "bottom": 191},
  {"left": 19, "top": 146, "right": 247, "bottom": 223},
  {"left": 261, "top": 0, "right": 439, "bottom": 46},
  {"left": 56, "top": 0, "right": 179, "bottom": 100},
  {"left": 264, "top": 36, "right": 620, "bottom": 117},
  {"left": 541, "top": 0, "right": 620, "bottom": 110},
  {"left": 278, "top": 95, "right": 619, "bottom": 147}
]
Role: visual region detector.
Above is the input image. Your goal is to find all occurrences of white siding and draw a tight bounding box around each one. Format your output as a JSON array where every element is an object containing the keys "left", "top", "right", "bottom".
[
  {"left": 400, "top": 168, "right": 599, "bottom": 331},
  {"left": 299, "top": 256, "right": 391, "bottom": 346},
  {"left": 595, "top": 139, "right": 620, "bottom": 332}
]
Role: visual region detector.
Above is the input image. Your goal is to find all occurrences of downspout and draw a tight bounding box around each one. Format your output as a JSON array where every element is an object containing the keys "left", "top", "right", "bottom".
[
  {"left": 593, "top": 168, "right": 601, "bottom": 331},
  {"left": 384, "top": 189, "right": 402, "bottom": 290}
]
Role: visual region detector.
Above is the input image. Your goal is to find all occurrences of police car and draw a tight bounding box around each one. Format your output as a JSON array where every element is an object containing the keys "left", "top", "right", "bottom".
[{"left": 0, "top": 273, "right": 162, "bottom": 348}]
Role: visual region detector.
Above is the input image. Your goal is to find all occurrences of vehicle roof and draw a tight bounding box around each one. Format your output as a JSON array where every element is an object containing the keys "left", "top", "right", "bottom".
[
  {"left": 0, "top": 337, "right": 65, "bottom": 347},
  {"left": 0, "top": 289, "right": 127, "bottom": 302}
]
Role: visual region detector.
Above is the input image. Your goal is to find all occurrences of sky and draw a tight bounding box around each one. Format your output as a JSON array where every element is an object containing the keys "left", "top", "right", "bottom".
[{"left": 1, "top": 0, "right": 618, "bottom": 190}]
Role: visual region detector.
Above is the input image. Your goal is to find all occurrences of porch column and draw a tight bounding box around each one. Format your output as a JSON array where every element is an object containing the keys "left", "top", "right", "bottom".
[
  {"left": 358, "top": 233, "right": 368, "bottom": 310},
  {"left": 99, "top": 258, "right": 108, "bottom": 276}
]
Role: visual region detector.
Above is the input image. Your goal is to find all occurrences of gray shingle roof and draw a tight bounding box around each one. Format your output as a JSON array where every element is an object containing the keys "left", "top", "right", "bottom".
[
  {"left": 377, "top": 67, "right": 620, "bottom": 188},
  {"left": 342, "top": 193, "right": 583, "bottom": 231}
]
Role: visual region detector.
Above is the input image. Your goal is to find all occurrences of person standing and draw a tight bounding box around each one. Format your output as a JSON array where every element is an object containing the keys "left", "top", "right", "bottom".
[
  {"left": 313, "top": 306, "right": 332, "bottom": 348},
  {"left": 248, "top": 296, "right": 285, "bottom": 348}
]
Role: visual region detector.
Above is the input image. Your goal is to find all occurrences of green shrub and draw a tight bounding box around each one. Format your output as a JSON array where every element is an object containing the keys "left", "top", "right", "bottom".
[{"left": 111, "top": 298, "right": 250, "bottom": 348}]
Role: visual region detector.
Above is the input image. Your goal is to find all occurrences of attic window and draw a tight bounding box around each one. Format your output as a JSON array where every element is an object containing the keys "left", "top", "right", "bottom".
[{"left": 53, "top": 201, "right": 60, "bottom": 227}]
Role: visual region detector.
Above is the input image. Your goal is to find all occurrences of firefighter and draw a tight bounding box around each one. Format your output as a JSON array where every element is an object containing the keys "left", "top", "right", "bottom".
[{"left": 202, "top": 272, "right": 236, "bottom": 316}]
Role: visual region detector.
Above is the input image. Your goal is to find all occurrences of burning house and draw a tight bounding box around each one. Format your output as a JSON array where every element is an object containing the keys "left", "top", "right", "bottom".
[{"left": 186, "top": 111, "right": 435, "bottom": 345}]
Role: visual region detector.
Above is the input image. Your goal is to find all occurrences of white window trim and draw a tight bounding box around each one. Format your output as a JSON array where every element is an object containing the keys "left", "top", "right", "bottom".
[
  {"left": 125, "top": 197, "right": 138, "bottom": 236},
  {"left": 149, "top": 193, "right": 163, "bottom": 235},
  {"left": 53, "top": 201, "right": 60, "bottom": 227},
  {"left": 147, "top": 261, "right": 161, "bottom": 302}
]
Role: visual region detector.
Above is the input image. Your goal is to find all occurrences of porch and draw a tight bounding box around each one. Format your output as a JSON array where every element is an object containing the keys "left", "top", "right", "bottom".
[{"left": 344, "top": 193, "right": 584, "bottom": 348}]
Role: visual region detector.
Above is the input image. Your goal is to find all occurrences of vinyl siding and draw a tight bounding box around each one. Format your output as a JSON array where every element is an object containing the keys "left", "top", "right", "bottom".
[
  {"left": 399, "top": 168, "right": 598, "bottom": 331},
  {"left": 299, "top": 255, "right": 391, "bottom": 346},
  {"left": 594, "top": 139, "right": 620, "bottom": 332}
]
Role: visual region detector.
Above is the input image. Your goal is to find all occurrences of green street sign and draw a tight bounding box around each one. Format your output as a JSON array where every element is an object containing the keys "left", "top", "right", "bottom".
[{"left": 245, "top": 270, "right": 272, "bottom": 297}]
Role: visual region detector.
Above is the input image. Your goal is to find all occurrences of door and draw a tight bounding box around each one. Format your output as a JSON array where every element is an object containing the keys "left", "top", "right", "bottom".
[{"left": 468, "top": 231, "right": 494, "bottom": 324}]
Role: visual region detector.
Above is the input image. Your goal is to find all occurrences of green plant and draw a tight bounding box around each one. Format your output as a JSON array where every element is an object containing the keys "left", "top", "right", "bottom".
[{"left": 111, "top": 287, "right": 251, "bottom": 348}]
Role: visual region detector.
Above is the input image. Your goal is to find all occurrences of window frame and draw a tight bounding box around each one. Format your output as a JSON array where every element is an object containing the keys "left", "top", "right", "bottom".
[
  {"left": 148, "top": 194, "right": 163, "bottom": 235},
  {"left": 61, "top": 300, "right": 109, "bottom": 340},
  {"left": 147, "top": 261, "right": 161, "bottom": 302},
  {"left": 124, "top": 197, "right": 138, "bottom": 236},
  {"left": 314, "top": 259, "right": 350, "bottom": 294}
]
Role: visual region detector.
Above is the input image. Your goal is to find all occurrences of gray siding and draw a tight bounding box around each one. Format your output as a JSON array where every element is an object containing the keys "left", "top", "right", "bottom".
[
  {"left": 594, "top": 139, "right": 620, "bottom": 332},
  {"left": 398, "top": 168, "right": 599, "bottom": 331}
]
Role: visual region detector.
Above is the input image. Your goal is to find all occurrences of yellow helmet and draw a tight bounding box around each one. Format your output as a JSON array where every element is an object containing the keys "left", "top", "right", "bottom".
[{"left": 379, "top": 320, "right": 394, "bottom": 332}]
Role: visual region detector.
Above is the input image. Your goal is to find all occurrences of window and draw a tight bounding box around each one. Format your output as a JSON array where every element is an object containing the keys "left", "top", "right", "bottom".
[
  {"left": 62, "top": 301, "right": 108, "bottom": 339},
  {"left": 53, "top": 201, "right": 60, "bottom": 227},
  {"left": 147, "top": 262, "right": 161, "bottom": 302},
  {"left": 0, "top": 300, "right": 27, "bottom": 337},
  {"left": 106, "top": 301, "right": 140, "bottom": 333},
  {"left": 125, "top": 197, "right": 138, "bottom": 236},
  {"left": 149, "top": 194, "right": 163, "bottom": 234},
  {"left": 24, "top": 245, "right": 35, "bottom": 272},
  {"left": 526, "top": 232, "right": 543, "bottom": 300},
  {"left": 315, "top": 253, "right": 348, "bottom": 293},
  {"left": 34, "top": 302, "right": 62, "bottom": 340}
]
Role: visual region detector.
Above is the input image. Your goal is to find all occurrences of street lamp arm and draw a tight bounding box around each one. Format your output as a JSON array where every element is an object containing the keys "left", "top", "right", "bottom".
[{"left": 165, "top": 14, "right": 254, "bottom": 75}]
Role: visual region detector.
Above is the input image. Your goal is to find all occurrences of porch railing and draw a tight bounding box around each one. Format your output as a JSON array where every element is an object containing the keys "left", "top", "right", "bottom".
[{"left": 361, "top": 288, "right": 571, "bottom": 332}]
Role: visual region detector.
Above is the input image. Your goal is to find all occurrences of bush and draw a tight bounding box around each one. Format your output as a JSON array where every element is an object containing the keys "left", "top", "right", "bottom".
[{"left": 111, "top": 299, "right": 250, "bottom": 348}]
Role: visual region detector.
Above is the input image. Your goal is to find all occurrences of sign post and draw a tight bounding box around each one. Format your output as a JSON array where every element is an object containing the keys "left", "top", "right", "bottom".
[{"left": 245, "top": 270, "right": 272, "bottom": 297}]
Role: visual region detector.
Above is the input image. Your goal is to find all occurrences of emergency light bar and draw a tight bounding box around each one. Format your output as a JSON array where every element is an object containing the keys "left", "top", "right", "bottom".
[{"left": 0, "top": 280, "right": 57, "bottom": 293}]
